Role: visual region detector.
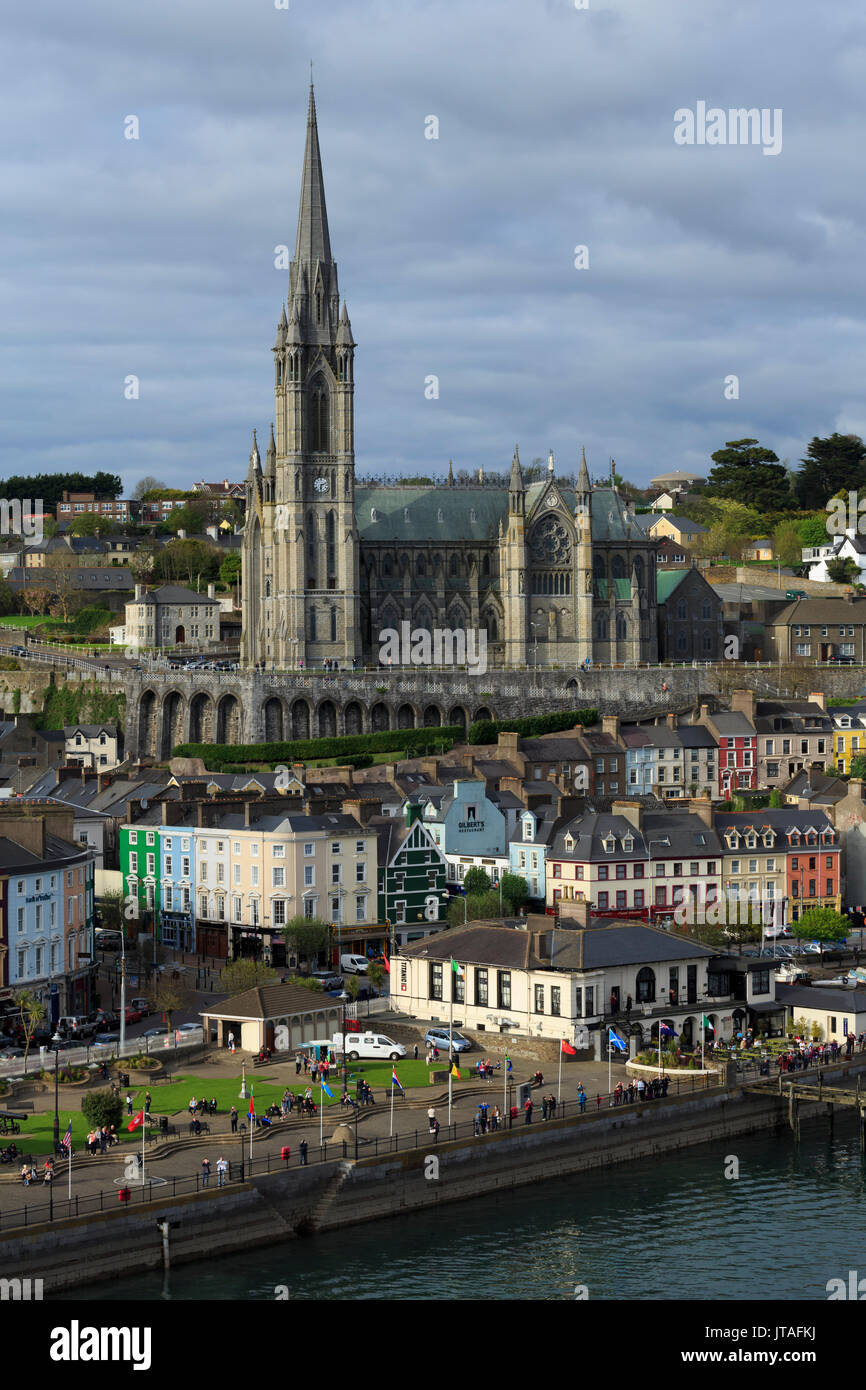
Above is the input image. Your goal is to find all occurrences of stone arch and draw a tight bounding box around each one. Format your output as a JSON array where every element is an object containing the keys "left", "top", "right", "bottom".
[
  {"left": 474, "top": 706, "right": 493, "bottom": 722},
  {"left": 565, "top": 678, "right": 578, "bottom": 691},
  {"left": 189, "top": 692, "right": 214, "bottom": 744},
  {"left": 423, "top": 705, "right": 442, "bottom": 727},
  {"left": 139, "top": 689, "right": 158, "bottom": 758},
  {"left": 264, "top": 698, "right": 284, "bottom": 742},
  {"left": 160, "top": 690, "right": 185, "bottom": 759},
  {"left": 371, "top": 702, "right": 390, "bottom": 732},
  {"left": 447, "top": 705, "right": 467, "bottom": 732},
  {"left": 344, "top": 701, "right": 363, "bottom": 735},
  {"left": 217, "top": 694, "right": 242, "bottom": 745},
  {"left": 318, "top": 700, "right": 337, "bottom": 738},
  {"left": 291, "top": 699, "right": 310, "bottom": 739},
  {"left": 397, "top": 703, "right": 415, "bottom": 729}
]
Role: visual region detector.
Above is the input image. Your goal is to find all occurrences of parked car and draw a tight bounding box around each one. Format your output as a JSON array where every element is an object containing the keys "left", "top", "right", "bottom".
[
  {"left": 177, "top": 1022, "right": 202, "bottom": 1033},
  {"left": 124, "top": 1007, "right": 143, "bottom": 1025},
  {"left": 129, "top": 998, "right": 152, "bottom": 1014},
  {"left": 340, "top": 954, "right": 369, "bottom": 975},
  {"left": 312, "top": 971, "right": 344, "bottom": 990},
  {"left": 142, "top": 1027, "right": 168, "bottom": 1040},
  {"left": 337, "top": 1031, "right": 406, "bottom": 1061},
  {"left": 93, "top": 1031, "right": 120, "bottom": 1045},
  {"left": 424, "top": 1027, "right": 473, "bottom": 1053},
  {"left": 56, "top": 1015, "right": 97, "bottom": 1040}
]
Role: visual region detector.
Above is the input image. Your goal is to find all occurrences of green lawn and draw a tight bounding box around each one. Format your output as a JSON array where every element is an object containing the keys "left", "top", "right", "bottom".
[{"left": 0, "top": 616, "right": 44, "bottom": 628}]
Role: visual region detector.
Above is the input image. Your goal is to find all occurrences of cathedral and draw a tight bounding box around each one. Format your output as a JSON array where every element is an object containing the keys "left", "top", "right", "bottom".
[{"left": 241, "top": 87, "right": 661, "bottom": 671}]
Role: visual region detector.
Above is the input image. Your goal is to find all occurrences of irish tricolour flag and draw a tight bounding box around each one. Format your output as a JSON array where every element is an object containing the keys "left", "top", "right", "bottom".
[{"left": 451, "top": 958, "right": 464, "bottom": 981}]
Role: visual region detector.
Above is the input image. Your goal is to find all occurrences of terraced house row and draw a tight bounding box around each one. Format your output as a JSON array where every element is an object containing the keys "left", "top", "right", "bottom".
[{"left": 119, "top": 798, "right": 447, "bottom": 965}]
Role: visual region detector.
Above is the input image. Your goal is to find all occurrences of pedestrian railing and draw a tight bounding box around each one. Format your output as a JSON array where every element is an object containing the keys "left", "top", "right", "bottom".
[{"left": 0, "top": 1073, "right": 719, "bottom": 1233}]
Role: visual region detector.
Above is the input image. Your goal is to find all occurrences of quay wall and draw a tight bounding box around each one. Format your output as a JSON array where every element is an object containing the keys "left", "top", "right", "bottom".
[{"left": 0, "top": 1084, "right": 817, "bottom": 1294}]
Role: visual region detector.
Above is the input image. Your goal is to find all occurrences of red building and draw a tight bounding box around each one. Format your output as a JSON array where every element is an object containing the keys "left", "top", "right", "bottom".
[{"left": 697, "top": 709, "right": 757, "bottom": 797}]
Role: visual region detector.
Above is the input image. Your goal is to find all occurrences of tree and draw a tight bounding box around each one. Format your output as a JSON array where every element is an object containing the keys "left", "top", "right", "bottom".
[
  {"left": 344, "top": 975, "right": 360, "bottom": 1004},
  {"left": 0, "top": 579, "right": 15, "bottom": 616},
  {"left": 68, "top": 513, "right": 113, "bottom": 537},
  {"left": 499, "top": 872, "right": 530, "bottom": 911},
  {"left": 706, "top": 439, "right": 792, "bottom": 512},
  {"left": 794, "top": 434, "right": 866, "bottom": 510},
  {"left": 47, "top": 548, "right": 84, "bottom": 623},
  {"left": 849, "top": 755, "right": 866, "bottom": 780},
  {"left": 768, "top": 788, "right": 784, "bottom": 808},
  {"left": 447, "top": 890, "right": 501, "bottom": 927},
  {"left": 165, "top": 503, "right": 208, "bottom": 536},
  {"left": 462, "top": 867, "right": 491, "bottom": 896},
  {"left": 151, "top": 975, "right": 195, "bottom": 1033},
  {"left": 772, "top": 520, "right": 802, "bottom": 569},
  {"left": 19, "top": 587, "right": 52, "bottom": 616},
  {"left": 282, "top": 916, "right": 331, "bottom": 965},
  {"left": 81, "top": 1087, "right": 124, "bottom": 1131},
  {"left": 792, "top": 907, "right": 849, "bottom": 948},
  {"left": 367, "top": 962, "right": 386, "bottom": 992},
  {"left": 14, "top": 990, "right": 46, "bottom": 1068},
  {"left": 134, "top": 476, "right": 167, "bottom": 500},
  {"left": 98, "top": 889, "right": 126, "bottom": 934},
  {"left": 219, "top": 959, "right": 278, "bottom": 996},
  {"left": 797, "top": 514, "right": 831, "bottom": 547},
  {"left": 826, "top": 556, "right": 861, "bottom": 585},
  {"left": 219, "top": 553, "right": 241, "bottom": 589},
  {"left": 154, "top": 537, "right": 220, "bottom": 588}
]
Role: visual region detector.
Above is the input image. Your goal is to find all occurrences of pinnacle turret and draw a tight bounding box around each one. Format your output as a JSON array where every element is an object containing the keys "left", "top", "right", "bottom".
[
  {"left": 577, "top": 445, "right": 591, "bottom": 496},
  {"left": 294, "top": 84, "right": 332, "bottom": 268},
  {"left": 509, "top": 445, "right": 524, "bottom": 492}
]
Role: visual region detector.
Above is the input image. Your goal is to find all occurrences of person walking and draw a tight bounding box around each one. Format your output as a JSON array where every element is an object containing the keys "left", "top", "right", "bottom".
[
  {"left": 428, "top": 1105, "right": 436, "bottom": 1134},
  {"left": 299, "top": 1140, "right": 308, "bottom": 1167},
  {"left": 126, "top": 1093, "right": 133, "bottom": 1116},
  {"left": 216, "top": 1156, "right": 228, "bottom": 1187},
  {"left": 228, "top": 1031, "right": 235, "bottom": 1053},
  {"left": 577, "top": 1084, "right": 587, "bottom": 1114},
  {"left": 413, "top": 1043, "right": 419, "bottom": 1061},
  {"left": 145, "top": 1092, "right": 152, "bottom": 1116},
  {"left": 524, "top": 1098, "right": 533, "bottom": 1124},
  {"left": 201, "top": 1158, "right": 211, "bottom": 1187},
  {"left": 295, "top": 1051, "right": 302, "bottom": 1076},
  {"left": 230, "top": 1105, "right": 238, "bottom": 1133}
]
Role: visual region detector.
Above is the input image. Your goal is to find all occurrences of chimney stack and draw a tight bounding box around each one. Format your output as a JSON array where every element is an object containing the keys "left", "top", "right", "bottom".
[
  {"left": 602, "top": 714, "right": 620, "bottom": 740},
  {"left": 611, "top": 800, "right": 644, "bottom": 831},
  {"left": 808, "top": 691, "right": 827, "bottom": 711},
  {"left": 689, "top": 794, "right": 714, "bottom": 827}
]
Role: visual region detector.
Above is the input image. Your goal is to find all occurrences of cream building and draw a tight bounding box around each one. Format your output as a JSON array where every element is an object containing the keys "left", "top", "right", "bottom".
[{"left": 124, "top": 583, "right": 220, "bottom": 650}]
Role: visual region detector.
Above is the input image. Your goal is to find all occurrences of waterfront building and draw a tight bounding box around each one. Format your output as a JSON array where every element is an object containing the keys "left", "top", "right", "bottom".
[
  {"left": 374, "top": 804, "right": 448, "bottom": 945},
  {"left": 424, "top": 779, "right": 509, "bottom": 890},
  {"left": 393, "top": 913, "right": 784, "bottom": 1050},
  {"left": 715, "top": 809, "right": 841, "bottom": 923},
  {"left": 200, "top": 979, "right": 342, "bottom": 1053},
  {"left": 545, "top": 800, "right": 723, "bottom": 922},
  {"left": 0, "top": 808, "right": 95, "bottom": 1019},
  {"left": 775, "top": 983, "right": 866, "bottom": 1042}
]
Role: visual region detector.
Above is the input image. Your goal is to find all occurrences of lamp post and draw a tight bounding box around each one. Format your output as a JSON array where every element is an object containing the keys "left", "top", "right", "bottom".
[
  {"left": 339, "top": 992, "right": 349, "bottom": 1094},
  {"left": 51, "top": 1031, "right": 62, "bottom": 1149},
  {"left": 530, "top": 622, "right": 538, "bottom": 673}
]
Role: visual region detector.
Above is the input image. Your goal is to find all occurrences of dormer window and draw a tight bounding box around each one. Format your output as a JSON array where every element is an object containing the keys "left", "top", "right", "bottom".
[
  {"left": 564, "top": 834, "right": 574, "bottom": 852},
  {"left": 622, "top": 836, "right": 634, "bottom": 854},
  {"left": 470, "top": 509, "right": 477, "bottom": 523},
  {"left": 603, "top": 837, "right": 615, "bottom": 854},
  {"left": 371, "top": 507, "right": 378, "bottom": 522},
  {"left": 746, "top": 834, "right": 757, "bottom": 849},
  {"left": 523, "top": 818, "right": 534, "bottom": 842},
  {"left": 763, "top": 833, "right": 773, "bottom": 847},
  {"left": 726, "top": 833, "right": 738, "bottom": 850}
]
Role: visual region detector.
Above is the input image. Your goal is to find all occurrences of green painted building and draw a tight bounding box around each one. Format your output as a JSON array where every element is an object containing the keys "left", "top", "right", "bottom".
[
  {"left": 118, "top": 820, "right": 163, "bottom": 930},
  {"left": 375, "top": 804, "right": 448, "bottom": 948}
]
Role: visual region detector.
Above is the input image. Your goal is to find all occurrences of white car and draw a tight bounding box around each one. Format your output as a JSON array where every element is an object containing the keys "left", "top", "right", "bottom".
[
  {"left": 335, "top": 1032, "right": 405, "bottom": 1061},
  {"left": 340, "top": 954, "right": 369, "bottom": 975}
]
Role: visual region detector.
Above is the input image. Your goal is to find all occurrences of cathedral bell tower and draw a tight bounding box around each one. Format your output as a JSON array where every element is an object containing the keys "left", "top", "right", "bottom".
[{"left": 242, "top": 84, "right": 360, "bottom": 670}]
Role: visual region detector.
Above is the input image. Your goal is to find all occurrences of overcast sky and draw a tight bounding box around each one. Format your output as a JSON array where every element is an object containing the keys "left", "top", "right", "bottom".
[{"left": 3, "top": 0, "right": 864, "bottom": 494}]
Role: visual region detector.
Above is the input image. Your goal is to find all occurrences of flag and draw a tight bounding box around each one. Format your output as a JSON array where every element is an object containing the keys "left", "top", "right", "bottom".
[
  {"left": 451, "top": 958, "right": 464, "bottom": 981},
  {"left": 701, "top": 1014, "right": 715, "bottom": 1034},
  {"left": 382, "top": 957, "right": 391, "bottom": 974},
  {"left": 608, "top": 1028, "right": 627, "bottom": 1053},
  {"left": 450, "top": 1062, "right": 461, "bottom": 1080},
  {"left": 321, "top": 1081, "right": 334, "bottom": 1099},
  {"left": 505, "top": 1050, "right": 513, "bottom": 1073},
  {"left": 561, "top": 1040, "right": 578, "bottom": 1055},
  {"left": 391, "top": 1068, "right": 403, "bottom": 1093},
  {"left": 249, "top": 1088, "right": 255, "bottom": 1120},
  {"left": 127, "top": 1109, "right": 144, "bottom": 1132},
  {"left": 660, "top": 1023, "right": 679, "bottom": 1039},
  {"left": 62, "top": 1120, "right": 72, "bottom": 1150}
]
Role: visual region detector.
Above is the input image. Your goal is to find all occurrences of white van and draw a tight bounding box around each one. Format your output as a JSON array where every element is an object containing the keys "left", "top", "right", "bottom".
[
  {"left": 334, "top": 1031, "right": 406, "bottom": 1061},
  {"left": 340, "top": 954, "right": 369, "bottom": 975}
]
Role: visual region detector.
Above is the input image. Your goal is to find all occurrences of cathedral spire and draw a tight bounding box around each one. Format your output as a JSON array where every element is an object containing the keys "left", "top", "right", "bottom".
[
  {"left": 294, "top": 83, "right": 333, "bottom": 269},
  {"left": 447, "top": 459, "right": 454, "bottom": 487},
  {"left": 509, "top": 445, "right": 524, "bottom": 492},
  {"left": 577, "top": 445, "right": 591, "bottom": 496}
]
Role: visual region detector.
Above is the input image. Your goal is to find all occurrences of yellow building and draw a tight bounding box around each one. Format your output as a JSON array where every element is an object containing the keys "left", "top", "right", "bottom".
[{"left": 831, "top": 707, "right": 866, "bottom": 774}]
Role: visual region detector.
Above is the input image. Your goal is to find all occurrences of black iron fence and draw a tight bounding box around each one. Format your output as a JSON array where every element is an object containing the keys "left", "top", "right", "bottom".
[{"left": 0, "top": 1072, "right": 718, "bottom": 1232}]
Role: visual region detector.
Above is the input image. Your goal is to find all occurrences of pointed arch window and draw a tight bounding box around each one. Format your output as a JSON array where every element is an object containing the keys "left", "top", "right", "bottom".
[
  {"left": 309, "top": 607, "right": 317, "bottom": 641},
  {"left": 310, "top": 384, "right": 329, "bottom": 453},
  {"left": 417, "top": 554, "right": 426, "bottom": 577},
  {"left": 326, "top": 511, "right": 336, "bottom": 581},
  {"left": 450, "top": 554, "right": 458, "bottom": 577},
  {"left": 383, "top": 553, "right": 393, "bottom": 577},
  {"left": 482, "top": 554, "right": 491, "bottom": 577},
  {"left": 633, "top": 555, "right": 644, "bottom": 590},
  {"left": 330, "top": 605, "right": 337, "bottom": 641},
  {"left": 612, "top": 554, "right": 626, "bottom": 580},
  {"left": 616, "top": 613, "right": 627, "bottom": 641},
  {"left": 307, "top": 511, "right": 317, "bottom": 585}
]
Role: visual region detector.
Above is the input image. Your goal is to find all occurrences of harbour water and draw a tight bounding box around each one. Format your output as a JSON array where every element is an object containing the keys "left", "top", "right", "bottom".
[{"left": 67, "top": 1117, "right": 866, "bottom": 1301}]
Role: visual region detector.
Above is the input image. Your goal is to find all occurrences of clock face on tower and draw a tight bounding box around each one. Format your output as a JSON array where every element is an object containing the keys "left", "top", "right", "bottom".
[{"left": 314, "top": 476, "right": 330, "bottom": 494}]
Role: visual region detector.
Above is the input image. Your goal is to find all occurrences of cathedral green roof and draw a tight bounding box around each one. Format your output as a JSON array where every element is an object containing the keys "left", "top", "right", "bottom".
[
  {"left": 355, "top": 487, "right": 508, "bottom": 542},
  {"left": 656, "top": 569, "right": 689, "bottom": 603},
  {"left": 596, "top": 578, "right": 633, "bottom": 601}
]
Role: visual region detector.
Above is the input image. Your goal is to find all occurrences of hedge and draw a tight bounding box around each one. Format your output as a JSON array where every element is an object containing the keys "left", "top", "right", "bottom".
[
  {"left": 467, "top": 709, "right": 599, "bottom": 744},
  {"left": 173, "top": 725, "right": 464, "bottom": 768}
]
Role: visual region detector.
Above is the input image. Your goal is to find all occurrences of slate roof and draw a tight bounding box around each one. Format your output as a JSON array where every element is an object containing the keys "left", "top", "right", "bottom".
[
  {"left": 707, "top": 712, "right": 756, "bottom": 736},
  {"left": 549, "top": 809, "right": 721, "bottom": 860},
  {"left": 775, "top": 983, "right": 866, "bottom": 1012},
  {"left": 133, "top": 585, "right": 220, "bottom": 606},
  {"left": 650, "top": 515, "right": 708, "bottom": 535},
  {"left": 204, "top": 982, "right": 336, "bottom": 1022},
  {"left": 773, "top": 597, "right": 866, "bottom": 625},
  {"left": 714, "top": 808, "right": 837, "bottom": 837},
  {"left": 399, "top": 919, "right": 719, "bottom": 972}
]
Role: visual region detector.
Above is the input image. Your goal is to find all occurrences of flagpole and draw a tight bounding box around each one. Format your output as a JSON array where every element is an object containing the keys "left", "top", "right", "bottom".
[
  {"left": 558, "top": 1040, "right": 563, "bottom": 1108},
  {"left": 141, "top": 1105, "right": 146, "bottom": 1184},
  {"left": 608, "top": 1029, "right": 612, "bottom": 1097},
  {"left": 320, "top": 1083, "right": 324, "bottom": 1148},
  {"left": 448, "top": 967, "right": 454, "bottom": 1127},
  {"left": 249, "top": 1088, "right": 254, "bottom": 1166},
  {"left": 390, "top": 1075, "right": 394, "bottom": 1137},
  {"left": 68, "top": 1123, "right": 72, "bottom": 1202},
  {"left": 503, "top": 1052, "right": 507, "bottom": 1119}
]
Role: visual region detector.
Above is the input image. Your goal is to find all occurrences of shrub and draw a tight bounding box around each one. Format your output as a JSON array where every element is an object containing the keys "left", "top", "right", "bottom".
[
  {"left": 81, "top": 1087, "right": 123, "bottom": 1130},
  {"left": 466, "top": 709, "right": 598, "bottom": 744},
  {"left": 173, "top": 725, "right": 463, "bottom": 768}
]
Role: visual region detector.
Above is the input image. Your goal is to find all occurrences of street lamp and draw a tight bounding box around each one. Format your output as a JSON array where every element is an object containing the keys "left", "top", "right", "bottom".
[
  {"left": 339, "top": 992, "right": 350, "bottom": 1095},
  {"left": 529, "top": 621, "right": 538, "bottom": 672},
  {"left": 51, "top": 1031, "right": 62, "bottom": 1149}
]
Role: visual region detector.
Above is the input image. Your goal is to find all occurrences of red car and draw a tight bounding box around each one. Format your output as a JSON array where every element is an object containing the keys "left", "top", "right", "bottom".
[{"left": 124, "top": 1007, "right": 142, "bottom": 1025}]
